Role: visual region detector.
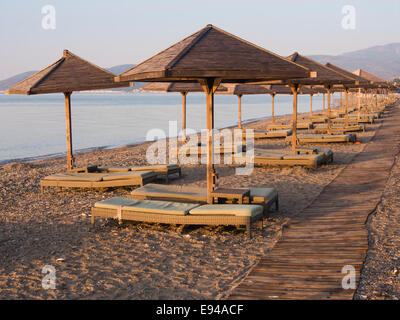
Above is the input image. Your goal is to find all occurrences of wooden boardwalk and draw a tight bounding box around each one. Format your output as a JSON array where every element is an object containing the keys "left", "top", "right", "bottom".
[{"left": 229, "top": 103, "right": 400, "bottom": 300}]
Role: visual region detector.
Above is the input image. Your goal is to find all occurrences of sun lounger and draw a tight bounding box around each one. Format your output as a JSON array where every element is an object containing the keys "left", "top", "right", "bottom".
[
  {"left": 236, "top": 148, "right": 325, "bottom": 169},
  {"left": 294, "top": 147, "right": 334, "bottom": 164},
  {"left": 314, "top": 124, "right": 365, "bottom": 133},
  {"left": 286, "top": 133, "right": 357, "bottom": 144},
  {"left": 172, "top": 144, "right": 244, "bottom": 158},
  {"left": 69, "top": 164, "right": 181, "bottom": 183},
  {"left": 348, "top": 113, "right": 380, "bottom": 119},
  {"left": 40, "top": 170, "right": 157, "bottom": 192},
  {"left": 243, "top": 129, "right": 292, "bottom": 139},
  {"left": 91, "top": 197, "right": 264, "bottom": 238},
  {"left": 129, "top": 183, "right": 279, "bottom": 217},
  {"left": 267, "top": 122, "right": 313, "bottom": 131},
  {"left": 307, "top": 116, "right": 327, "bottom": 123},
  {"left": 331, "top": 117, "right": 374, "bottom": 125}
]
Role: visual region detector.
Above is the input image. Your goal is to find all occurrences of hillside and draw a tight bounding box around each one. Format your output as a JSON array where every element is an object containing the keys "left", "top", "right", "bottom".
[{"left": 308, "top": 43, "right": 400, "bottom": 80}]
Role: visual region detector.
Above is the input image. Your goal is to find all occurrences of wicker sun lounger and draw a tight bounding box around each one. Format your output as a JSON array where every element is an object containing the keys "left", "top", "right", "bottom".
[
  {"left": 70, "top": 164, "right": 181, "bottom": 183},
  {"left": 129, "top": 184, "right": 279, "bottom": 217},
  {"left": 91, "top": 197, "right": 264, "bottom": 238},
  {"left": 243, "top": 129, "right": 292, "bottom": 139},
  {"left": 349, "top": 113, "right": 380, "bottom": 119},
  {"left": 331, "top": 117, "right": 374, "bottom": 125},
  {"left": 286, "top": 133, "right": 357, "bottom": 144},
  {"left": 267, "top": 122, "right": 313, "bottom": 131},
  {"left": 235, "top": 148, "right": 326, "bottom": 169},
  {"left": 306, "top": 116, "right": 328, "bottom": 123},
  {"left": 314, "top": 124, "right": 365, "bottom": 134},
  {"left": 40, "top": 171, "right": 157, "bottom": 192},
  {"left": 172, "top": 144, "right": 244, "bottom": 158}
]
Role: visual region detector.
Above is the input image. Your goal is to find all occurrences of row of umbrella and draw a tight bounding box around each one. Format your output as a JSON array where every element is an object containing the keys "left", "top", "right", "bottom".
[{"left": 6, "top": 24, "right": 396, "bottom": 203}]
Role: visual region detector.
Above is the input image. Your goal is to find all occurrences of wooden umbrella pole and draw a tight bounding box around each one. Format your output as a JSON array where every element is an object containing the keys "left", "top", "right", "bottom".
[
  {"left": 237, "top": 94, "right": 242, "bottom": 129},
  {"left": 199, "top": 78, "right": 221, "bottom": 204},
  {"left": 270, "top": 93, "right": 275, "bottom": 124},
  {"left": 309, "top": 94, "right": 313, "bottom": 117},
  {"left": 358, "top": 88, "right": 361, "bottom": 120},
  {"left": 375, "top": 89, "right": 378, "bottom": 107},
  {"left": 64, "top": 92, "right": 74, "bottom": 171},
  {"left": 340, "top": 92, "right": 343, "bottom": 107},
  {"left": 290, "top": 84, "right": 299, "bottom": 155},
  {"left": 181, "top": 91, "right": 187, "bottom": 143},
  {"left": 323, "top": 93, "right": 326, "bottom": 112},
  {"left": 325, "top": 85, "right": 331, "bottom": 134},
  {"left": 364, "top": 89, "right": 368, "bottom": 105},
  {"left": 344, "top": 88, "right": 349, "bottom": 127}
]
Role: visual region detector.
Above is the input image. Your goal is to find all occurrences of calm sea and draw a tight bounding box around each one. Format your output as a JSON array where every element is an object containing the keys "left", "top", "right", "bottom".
[{"left": 0, "top": 92, "right": 325, "bottom": 164}]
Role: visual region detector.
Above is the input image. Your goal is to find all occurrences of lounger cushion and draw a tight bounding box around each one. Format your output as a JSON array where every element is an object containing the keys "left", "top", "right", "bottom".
[
  {"left": 43, "top": 173, "right": 104, "bottom": 182},
  {"left": 189, "top": 204, "right": 263, "bottom": 217},
  {"left": 102, "top": 171, "right": 155, "bottom": 181},
  {"left": 95, "top": 197, "right": 139, "bottom": 209},
  {"left": 122, "top": 199, "right": 200, "bottom": 215}
]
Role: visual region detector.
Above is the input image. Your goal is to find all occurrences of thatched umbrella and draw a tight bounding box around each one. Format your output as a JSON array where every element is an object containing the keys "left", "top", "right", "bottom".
[
  {"left": 325, "top": 63, "right": 372, "bottom": 123},
  {"left": 6, "top": 50, "right": 132, "bottom": 171},
  {"left": 140, "top": 82, "right": 227, "bottom": 141},
  {"left": 116, "top": 24, "right": 312, "bottom": 203},
  {"left": 278, "top": 53, "right": 356, "bottom": 147},
  {"left": 352, "top": 69, "right": 389, "bottom": 105}
]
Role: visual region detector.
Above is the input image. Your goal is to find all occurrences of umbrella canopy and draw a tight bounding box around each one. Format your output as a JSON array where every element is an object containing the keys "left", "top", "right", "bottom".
[
  {"left": 285, "top": 53, "right": 356, "bottom": 86},
  {"left": 6, "top": 50, "right": 130, "bottom": 94},
  {"left": 352, "top": 69, "right": 388, "bottom": 87},
  {"left": 117, "top": 24, "right": 312, "bottom": 203},
  {"left": 282, "top": 53, "right": 358, "bottom": 137},
  {"left": 116, "top": 25, "right": 311, "bottom": 84},
  {"left": 6, "top": 50, "right": 132, "bottom": 170},
  {"left": 141, "top": 82, "right": 219, "bottom": 93},
  {"left": 325, "top": 63, "right": 374, "bottom": 121}
]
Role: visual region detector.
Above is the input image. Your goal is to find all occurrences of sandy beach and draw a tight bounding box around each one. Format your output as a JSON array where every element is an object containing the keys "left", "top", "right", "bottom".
[{"left": 2, "top": 104, "right": 396, "bottom": 300}]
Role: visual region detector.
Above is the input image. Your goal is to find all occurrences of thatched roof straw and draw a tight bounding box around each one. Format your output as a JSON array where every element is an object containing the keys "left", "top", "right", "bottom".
[
  {"left": 325, "top": 63, "right": 372, "bottom": 88},
  {"left": 6, "top": 50, "right": 131, "bottom": 95},
  {"left": 283, "top": 52, "right": 356, "bottom": 86},
  {"left": 116, "top": 25, "right": 312, "bottom": 83},
  {"left": 219, "top": 84, "right": 270, "bottom": 95},
  {"left": 141, "top": 82, "right": 227, "bottom": 93},
  {"left": 352, "top": 69, "right": 388, "bottom": 87}
]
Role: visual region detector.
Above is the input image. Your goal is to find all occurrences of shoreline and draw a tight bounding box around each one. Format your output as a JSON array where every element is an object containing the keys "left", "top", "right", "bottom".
[{"left": 0, "top": 109, "right": 318, "bottom": 167}]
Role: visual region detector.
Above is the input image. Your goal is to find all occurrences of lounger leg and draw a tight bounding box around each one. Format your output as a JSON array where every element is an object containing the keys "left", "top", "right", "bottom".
[
  {"left": 91, "top": 214, "right": 95, "bottom": 226},
  {"left": 259, "top": 220, "right": 263, "bottom": 230},
  {"left": 246, "top": 223, "right": 252, "bottom": 239}
]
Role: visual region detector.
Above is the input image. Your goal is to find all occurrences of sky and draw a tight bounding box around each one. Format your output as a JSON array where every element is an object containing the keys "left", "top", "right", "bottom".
[{"left": 0, "top": 0, "right": 399, "bottom": 80}]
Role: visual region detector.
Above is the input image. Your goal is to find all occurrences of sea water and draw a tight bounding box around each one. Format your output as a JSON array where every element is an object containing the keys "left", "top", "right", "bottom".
[{"left": 0, "top": 91, "right": 325, "bottom": 164}]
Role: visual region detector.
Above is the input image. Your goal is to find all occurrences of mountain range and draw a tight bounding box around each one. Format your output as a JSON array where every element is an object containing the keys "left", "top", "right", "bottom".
[{"left": 1, "top": 42, "right": 399, "bottom": 91}]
